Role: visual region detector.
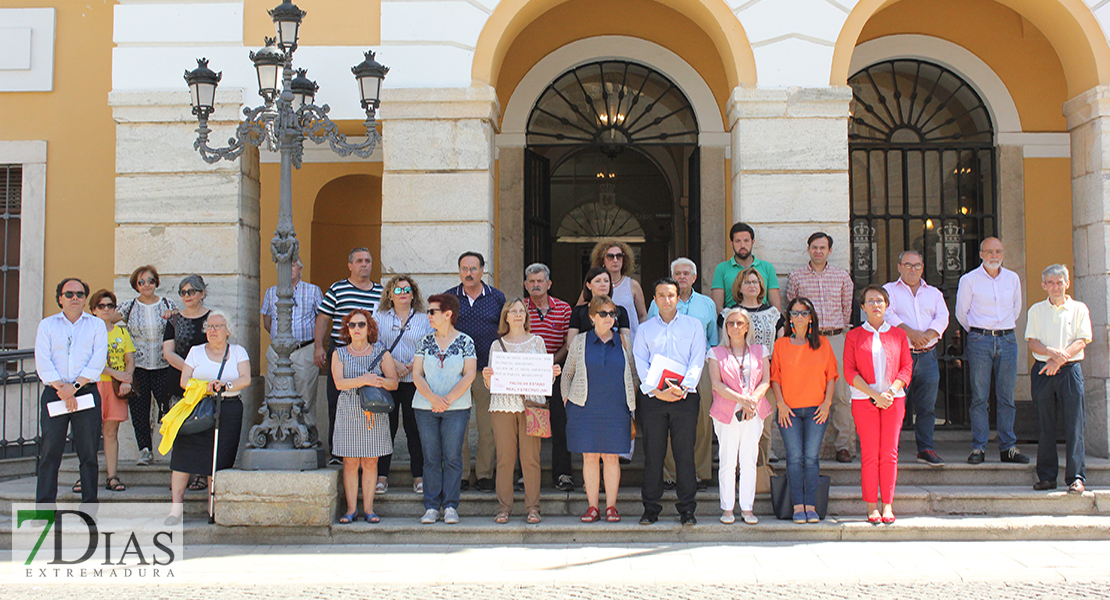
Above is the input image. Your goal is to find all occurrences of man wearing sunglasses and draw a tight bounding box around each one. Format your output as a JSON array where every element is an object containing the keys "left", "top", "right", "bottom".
[
  {"left": 262, "top": 258, "right": 324, "bottom": 439},
  {"left": 35, "top": 278, "right": 108, "bottom": 504}
]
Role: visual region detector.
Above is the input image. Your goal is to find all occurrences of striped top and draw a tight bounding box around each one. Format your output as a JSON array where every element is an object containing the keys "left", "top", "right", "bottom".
[
  {"left": 373, "top": 307, "right": 434, "bottom": 383},
  {"left": 526, "top": 295, "right": 571, "bottom": 355},
  {"left": 317, "top": 279, "right": 384, "bottom": 344},
  {"left": 260, "top": 280, "right": 324, "bottom": 343}
]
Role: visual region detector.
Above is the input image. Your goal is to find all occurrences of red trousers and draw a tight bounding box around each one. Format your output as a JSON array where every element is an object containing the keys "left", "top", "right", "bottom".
[{"left": 851, "top": 397, "right": 905, "bottom": 504}]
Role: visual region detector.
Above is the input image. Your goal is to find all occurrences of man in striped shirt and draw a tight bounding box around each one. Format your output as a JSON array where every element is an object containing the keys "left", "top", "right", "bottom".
[
  {"left": 314, "top": 247, "right": 385, "bottom": 463},
  {"left": 523, "top": 263, "right": 573, "bottom": 490}
]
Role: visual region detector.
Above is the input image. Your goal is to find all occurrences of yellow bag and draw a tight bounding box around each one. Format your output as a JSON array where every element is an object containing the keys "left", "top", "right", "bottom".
[{"left": 157, "top": 378, "right": 212, "bottom": 456}]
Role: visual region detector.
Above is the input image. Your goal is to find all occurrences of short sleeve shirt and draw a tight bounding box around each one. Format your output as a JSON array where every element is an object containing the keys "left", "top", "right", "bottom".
[
  {"left": 1025, "top": 297, "right": 1093, "bottom": 362},
  {"left": 526, "top": 296, "right": 571, "bottom": 355},
  {"left": 712, "top": 256, "right": 780, "bottom": 307},
  {"left": 413, "top": 332, "right": 477, "bottom": 411},
  {"left": 445, "top": 283, "right": 505, "bottom": 369},
  {"left": 101, "top": 325, "right": 136, "bottom": 382},
  {"left": 318, "top": 279, "right": 384, "bottom": 344}
]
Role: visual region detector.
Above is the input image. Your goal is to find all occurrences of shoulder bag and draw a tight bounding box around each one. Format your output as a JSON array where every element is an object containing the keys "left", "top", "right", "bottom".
[
  {"left": 500, "top": 338, "right": 552, "bottom": 439},
  {"left": 358, "top": 311, "right": 412, "bottom": 421},
  {"left": 178, "top": 345, "right": 230, "bottom": 436}
]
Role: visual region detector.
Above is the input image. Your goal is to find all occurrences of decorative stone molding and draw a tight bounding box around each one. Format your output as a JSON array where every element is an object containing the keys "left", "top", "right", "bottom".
[{"left": 0, "top": 141, "right": 46, "bottom": 348}]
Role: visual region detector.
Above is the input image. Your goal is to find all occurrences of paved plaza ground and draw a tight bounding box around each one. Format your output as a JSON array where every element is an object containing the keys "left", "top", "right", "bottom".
[{"left": 4, "top": 540, "right": 1110, "bottom": 598}]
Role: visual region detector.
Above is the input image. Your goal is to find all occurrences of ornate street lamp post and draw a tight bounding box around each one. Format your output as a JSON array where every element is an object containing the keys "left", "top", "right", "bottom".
[{"left": 183, "top": 0, "right": 387, "bottom": 469}]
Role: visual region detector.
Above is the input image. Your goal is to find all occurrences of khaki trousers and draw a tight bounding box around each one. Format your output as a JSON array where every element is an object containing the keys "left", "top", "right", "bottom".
[
  {"left": 265, "top": 343, "right": 321, "bottom": 429},
  {"left": 663, "top": 368, "right": 713, "bottom": 482},
  {"left": 490, "top": 410, "right": 541, "bottom": 513},
  {"left": 461, "top": 379, "right": 496, "bottom": 481},
  {"left": 826, "top": 333, "right": 855, "bottom": 454}
]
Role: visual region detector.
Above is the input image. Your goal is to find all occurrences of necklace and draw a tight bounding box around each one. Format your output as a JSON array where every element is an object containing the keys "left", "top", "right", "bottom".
[{"left": 730, "top": 344, "right": 750, "bottom": 394}]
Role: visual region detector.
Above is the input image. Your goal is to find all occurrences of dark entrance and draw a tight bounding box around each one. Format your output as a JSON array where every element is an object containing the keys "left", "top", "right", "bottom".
[
  {"left": 849, "top": 59, "right": 1005, "bottom": 434},
  {"left": 524, "top": 61, "right": 700, "bottom": 304}
]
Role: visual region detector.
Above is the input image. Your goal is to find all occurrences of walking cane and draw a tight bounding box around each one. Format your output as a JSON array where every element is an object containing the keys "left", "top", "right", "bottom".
[{"left": 208, "top": 390, "right": 223, "bottom": 524}]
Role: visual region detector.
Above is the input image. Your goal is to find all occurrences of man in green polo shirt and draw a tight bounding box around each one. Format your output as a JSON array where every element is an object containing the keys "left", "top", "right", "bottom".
[{"left": 711, "top": 222, "right": 781, "bottom": 313}]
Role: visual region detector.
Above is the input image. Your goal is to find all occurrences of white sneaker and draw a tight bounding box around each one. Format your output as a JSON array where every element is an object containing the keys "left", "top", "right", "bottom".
[
  {"left": 443, "top": 507, "right": 459, "bottom": 524},
  {"left": 137, "top": 448, "right": 152, "bottom": 466},
  {"left": 420, "top": 509, "right": 438, "bottom": 524}
]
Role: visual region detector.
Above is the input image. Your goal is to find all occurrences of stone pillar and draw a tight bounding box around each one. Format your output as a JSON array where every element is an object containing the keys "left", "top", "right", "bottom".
[
  {"left": 496, "top": 145, "right": 525, "bottom": 291},
  {"left": 110, "top": 90, "right": 262, "bottom": 461},
  {"left": 379, "top": 87, "right": 500, "bottom": 292},
  {"left": 1064, "top": 86, "right": 1110, "bottom": 458},
  {"left": 699, "top": 145, "right": 727, "bottom": 295},
  {"left": 727, "top": 87, "right": 852, "bottom": 275}
]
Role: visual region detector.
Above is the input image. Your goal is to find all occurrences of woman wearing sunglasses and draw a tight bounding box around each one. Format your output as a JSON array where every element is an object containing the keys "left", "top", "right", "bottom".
[
  {"left": 580, "top": 240, "right": 646, "bottom": 338},
  {"left": 332, "top": 309, "right": 399, "bottom": 524},
  {"left": 412, "top": 293, "right": 477, "bottom": 525},
  {"left": 162, "top": 274, "right": 212, "bottom": 492},
  {"left": 770, "top": 297, "right": 839, "bottom": 524},
  {"left": 90, "top": 289, "right": 134, "bottom": 493},
  {"left": 373, "top": 275, "right": 433, "bottom": 495},
  {"left": 561, "top": 295, "right": 636, "bottom": 522}
]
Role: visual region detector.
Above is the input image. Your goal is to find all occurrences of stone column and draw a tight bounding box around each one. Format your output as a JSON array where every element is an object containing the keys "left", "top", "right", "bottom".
[
  {"left": 1064, "top": 86, "right": 1110, "bottom": 458},
  {"left": 379, "top": 87, "right": 500, "bottom": 292},
  {"left": 727, "top": 87, "right": 852, "bottom": 275},
  {"left": 110, "top": 90, "right": 262, "bottom": 461},
  {"left": 699, "top": 145, "right": 727, "bottom": 295},
  {"left": 496, "top": 145, "right": 525, "bottom": 291}
]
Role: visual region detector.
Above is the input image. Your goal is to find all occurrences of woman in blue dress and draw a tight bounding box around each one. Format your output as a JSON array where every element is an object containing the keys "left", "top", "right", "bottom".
[{"left": 561, "top": 295, "right": 636, "bottom": 523}]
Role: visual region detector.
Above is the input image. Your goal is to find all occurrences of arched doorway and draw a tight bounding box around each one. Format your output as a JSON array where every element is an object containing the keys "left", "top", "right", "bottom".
[
  {"left": 310, "top": 174, "right": 382, "bottom": 288},
  {"left": 849, "top": 59, "right": 996, "bottom": 431},
  {"left": 524, "top": 60, "right": 700, "bottom": 302}
]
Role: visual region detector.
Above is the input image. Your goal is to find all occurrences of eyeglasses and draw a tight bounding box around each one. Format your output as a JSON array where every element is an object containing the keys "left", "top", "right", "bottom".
[
  {"left": 605, "top": 252, "right": 624, "bottom": 261},
  {"left": 900, "top": 263, "right": 924, "bottom": 270},
  {"left": 725, "top": 321, "right": 747, "bottom": 328},
  {"left": 788, "top": 310, "right": 811, "bottom": 318},
  {"left": 96, "top": 302, "right": 116, "bottom": 310},
  {"left": 594, "top": 310, "right": 618, "bottom": 318},
  {"left": 179, "top": 288, "right": 202, "bottom": 297},
  {"left": 742, "top": 279, "right": 760, "bottom": 286},
  {"left": 62, "top": 291, "right": 87, "bottom": 299},
  {"left": 204, "top": 323, "right": 227, "bottom": 331},
  {"left": 347, "top": 321, "right": 368, "bottom": 329},
  {"left": 393, "top": 286, "right": 412, "bottom": 295},
  {"left": 460, "top": 266, "right": 481, "bottom": 273},
  {"left": 137, "top": 278, "right": 156, "bottom": 286}
]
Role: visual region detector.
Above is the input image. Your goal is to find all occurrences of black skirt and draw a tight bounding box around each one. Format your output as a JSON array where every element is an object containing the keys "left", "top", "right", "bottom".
[{"left": 169, "top": 397, "right": 243, "bottom": 476}]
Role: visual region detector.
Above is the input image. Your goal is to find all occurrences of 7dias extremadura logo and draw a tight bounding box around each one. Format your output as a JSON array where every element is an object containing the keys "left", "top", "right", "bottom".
[{"left": 12, "top": 503, "right": 183, "bottom": 580}]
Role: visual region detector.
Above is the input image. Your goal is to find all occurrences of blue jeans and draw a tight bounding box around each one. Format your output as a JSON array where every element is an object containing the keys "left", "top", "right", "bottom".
[
  {"left": 414, "top": 408, "right": 469, "bottom": 511},
  {"left": 967, "top": 331, "right": 1018, "bottom": 451},
  {"left": 1031, "top": 361, "right": 1086, "bottom": 485},
  {"left": 778, "top": 405, "right": 828, "bottom": 507},
  {"left": 907, "top": 348, "right": 940, "bottom": 453}
]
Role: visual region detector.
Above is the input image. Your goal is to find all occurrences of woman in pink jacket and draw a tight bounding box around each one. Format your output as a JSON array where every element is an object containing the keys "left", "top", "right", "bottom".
[{"left": 844, "top": 284, "right": 912, "bottom": 525}]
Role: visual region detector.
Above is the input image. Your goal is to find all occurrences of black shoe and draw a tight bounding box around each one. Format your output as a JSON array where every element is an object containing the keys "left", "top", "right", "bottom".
[
  {"left": 328, "top": 456, "right": 342, "bottom": 466},
  {"left": 662, "top": 480, "right": 677, "bottom": 491},
  {"left": 967, "top": 449, "right": 985, "bottom": 464},
  {"left": 556, "top": 474, "right": 575, "bottom": 492},
  {"left": 460, "top": 479, "right": 470, "bottom": 491},
  {"left": 1000, "top": 447, "right": 1030, "bottom": 464},
  {"left": 639, "top": 511, "right": 659, "bottom": 525},
  {"left": 836, "top": 449, "right": 852, "bottom": 463},
  {"left": 1033, "top": 480, "right": 1058, "bottom": 491},
  {"left": 476, "top": 477, "right": 495, "bottom": 492},
  {"left": 696, "top": 479, "right": 708, "bottom": 492},
  {"left": 679, "top": 511, "right": 697, "bottom": 526},
  {"left": 917, "top": 450, "right": 945, "bottom": 466},
  {"left": 618, "top": 456, "right": 632, "bottom": 465}
]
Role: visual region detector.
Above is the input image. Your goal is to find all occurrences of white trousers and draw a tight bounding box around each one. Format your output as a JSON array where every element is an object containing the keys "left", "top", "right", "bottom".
[{"left": 714, "top": 413, "right": 766, "bottom": 512}]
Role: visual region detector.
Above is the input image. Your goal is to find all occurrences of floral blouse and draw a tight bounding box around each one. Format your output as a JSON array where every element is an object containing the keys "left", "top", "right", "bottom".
[{"left": 413, "top": 332, "right": 476, "bottom": 412}]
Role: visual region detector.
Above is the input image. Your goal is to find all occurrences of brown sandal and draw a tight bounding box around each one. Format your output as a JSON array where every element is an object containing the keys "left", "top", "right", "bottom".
[
  {"left": 494, "top": 512, "right": 510, "bottom": 524},
  {"left": 105, "top": 476, "right": 126, "bottom": 492},
  {"left": 187, "top": 474, "right": 207, "bottom": 491},
  {"left": 526, "top": 510, "right": 542, "bottom": 524}
]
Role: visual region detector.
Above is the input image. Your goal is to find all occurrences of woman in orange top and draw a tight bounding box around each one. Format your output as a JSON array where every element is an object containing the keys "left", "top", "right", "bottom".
[{"left": 771, "top": 297, "right": 839, "bottom": 524}]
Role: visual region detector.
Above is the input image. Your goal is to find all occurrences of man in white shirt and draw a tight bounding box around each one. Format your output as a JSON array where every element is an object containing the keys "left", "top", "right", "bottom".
[
  {"left": 34, "top": 278, "right": 108, "bottom": 504},
  {"left": 884, "top": 250, "right": 949, "bottom": 466},
  {"left": 261, "top": 258, "right": 324, "bottom": 438},
  {"left": 1025, "top": 264, "right": 1091, "bottom": 494},
  {"left": 634, "top": 277, "right": 707, "bottom": 526},
  {"left": 955, "top": 237, "right": 1029, "bottom": 465}
]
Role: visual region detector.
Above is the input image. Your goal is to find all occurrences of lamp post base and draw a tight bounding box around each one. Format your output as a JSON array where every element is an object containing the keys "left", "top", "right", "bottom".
[{"left": 240, "top": 447, "right": 325, "bottom": 471}]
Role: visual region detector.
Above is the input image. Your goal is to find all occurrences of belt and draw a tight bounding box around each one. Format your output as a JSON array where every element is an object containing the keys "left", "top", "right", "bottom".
[
  {"left": 820, "top": 328, "right": 844, "bottom": 336},
  {"left": 294, "top": 340, "right": 314, "bottom": 351},
  {"left": 911, "top": 346, "right": 936, "bottom": 355},
  {"left": 970, "top": 327, "right": 1013, "bottom": 337}
]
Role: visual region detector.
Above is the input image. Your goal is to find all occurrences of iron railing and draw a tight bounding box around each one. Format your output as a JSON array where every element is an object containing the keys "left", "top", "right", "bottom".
[{"left": 0, "top": 349, "right": 44, "bottom": 458}]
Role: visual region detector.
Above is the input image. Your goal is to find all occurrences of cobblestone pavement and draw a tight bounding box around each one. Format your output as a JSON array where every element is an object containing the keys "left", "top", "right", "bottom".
[{"left": 4, "top": 541, "right": 1110, "bottom": 599}]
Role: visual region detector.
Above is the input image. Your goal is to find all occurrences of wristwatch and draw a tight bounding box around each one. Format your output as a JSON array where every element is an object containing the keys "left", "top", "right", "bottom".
[{"left": 226, "top": 382, "right": 234, "bottom": 392}]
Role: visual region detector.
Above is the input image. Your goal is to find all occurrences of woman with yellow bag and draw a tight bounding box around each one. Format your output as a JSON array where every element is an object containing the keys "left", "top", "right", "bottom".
[{"left": 162, "top": 310, "right": 250, "bottom": 525}]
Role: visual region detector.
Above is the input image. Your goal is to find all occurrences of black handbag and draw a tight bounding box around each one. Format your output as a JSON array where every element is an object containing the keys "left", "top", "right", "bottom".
[
  {"left": 178, "top": 345, "right": 230, "bottom": 436},
  {"left": 769, "top": 474, "right": 831, "bottom": 520},
  {"left": 357, "top": 312, "right": 411, "bottom": 414}
]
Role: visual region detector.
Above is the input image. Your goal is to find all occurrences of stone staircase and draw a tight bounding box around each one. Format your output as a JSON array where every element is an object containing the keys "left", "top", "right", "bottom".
[{"left": 1, "top": 439, "right": 1108, "bottom": 545}]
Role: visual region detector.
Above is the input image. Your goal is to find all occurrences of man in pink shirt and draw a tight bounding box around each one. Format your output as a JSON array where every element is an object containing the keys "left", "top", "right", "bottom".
[{"left": 883, "top": 250, "right": 948, "bottom": 466}]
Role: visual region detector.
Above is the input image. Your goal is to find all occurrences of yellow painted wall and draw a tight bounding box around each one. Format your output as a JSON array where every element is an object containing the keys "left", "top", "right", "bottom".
[
  {"left": 1023, "top": 157, "right": 1073, "bottom": 302},
  {"left": 494, "top": 0, "right": 732, "bottom": 126},
  {"left": 244, "top": 0, "right": 380, "bottom": 47},
  {"left": 858, "top": 0, "right": 1068, "bottom": 131},
  {"left": 0, "top": 1, "right": 117, "bottom": 317}
]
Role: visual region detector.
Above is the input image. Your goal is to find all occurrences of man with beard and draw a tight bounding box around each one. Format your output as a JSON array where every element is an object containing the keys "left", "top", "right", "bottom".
[
  {"left": 711, "top": 222, "right": 781, "bottom": 313},
  {"left": 315, "top": 247, "right": 385, "bottom": 464},
  {"left": 955, "top": 237, "right": 1029, "bottom": 465},
  {"left": 445, "top": 251, "right": 506, "bottom": 491}
]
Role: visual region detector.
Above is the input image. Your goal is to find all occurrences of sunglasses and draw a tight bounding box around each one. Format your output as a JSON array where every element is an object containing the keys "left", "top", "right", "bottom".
[
  {"left": 594, "top": 310, "right": 619, "bottom": 318},
  {"left": 605, "top": 252, "right": 624, "bottom": 261},
  {"left": 393, "top": 286, "right": 412, "bottom": 295},
  {"left": 137, "top": 278, "right": 157, "bottom": 286},
  {"left": 427, "top": 308, "right": 442, "bottom": 315},
  {"left": 789, "top": 310, "right": 811, "bottom": 318},
  {"left": 179, "top": 288, "right": 202, "bottom": 297},
  {"left": 347, "top": 321, "right": 369, "bottom": 329},
  {"left": 62, "top": 291, "right": 87, "bottom": 299},
  {"left": 96, "top": 302, "right": 116, "bottom": 310},
  {"left": 725, "top": 321, "right": 747, "bottom": 328}
]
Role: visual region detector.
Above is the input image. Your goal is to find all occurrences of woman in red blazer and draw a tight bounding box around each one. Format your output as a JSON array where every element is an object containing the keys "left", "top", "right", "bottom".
[{"left": 844, "top": 284, "right": 912, "bottom": 524}]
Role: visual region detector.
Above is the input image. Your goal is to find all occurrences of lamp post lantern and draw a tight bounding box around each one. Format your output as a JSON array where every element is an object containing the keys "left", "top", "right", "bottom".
[{"left": 183, "top": 0, "right": 387, "bottom": 469}]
